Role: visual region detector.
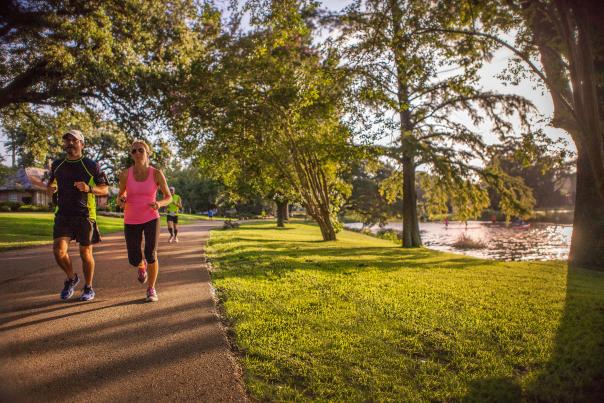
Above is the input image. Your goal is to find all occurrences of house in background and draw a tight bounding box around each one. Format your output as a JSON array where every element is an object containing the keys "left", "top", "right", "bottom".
[
  {"left": 0, "top": 167, "right": 50, "bottom": 206},
  {"left": 0, "top": 167, "right": 110, "bottom": 208}
]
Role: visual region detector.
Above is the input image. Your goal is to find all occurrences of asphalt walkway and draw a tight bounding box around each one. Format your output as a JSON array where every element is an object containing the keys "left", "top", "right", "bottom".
[{"left": 0, "top": 221, "right": 246, "bottom": 402}]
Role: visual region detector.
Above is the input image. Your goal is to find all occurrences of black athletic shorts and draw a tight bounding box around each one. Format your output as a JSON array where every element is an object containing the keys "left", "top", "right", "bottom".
[
  {"left": 167, "top": 215, "right": 178, "bottom": 224},
  {"left": 53, "top": 216, "right": 101, "bottom": 246}
]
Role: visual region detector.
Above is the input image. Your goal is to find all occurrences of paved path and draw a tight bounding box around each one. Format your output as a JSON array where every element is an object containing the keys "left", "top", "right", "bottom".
[{"left": 0, "top": 221, "right": 246, "bottom": 402}]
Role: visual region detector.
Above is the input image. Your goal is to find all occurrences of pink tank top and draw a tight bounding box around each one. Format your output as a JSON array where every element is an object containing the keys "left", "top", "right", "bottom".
[{"left": 124, "top": 166, "right": 160, "bottom": 224}]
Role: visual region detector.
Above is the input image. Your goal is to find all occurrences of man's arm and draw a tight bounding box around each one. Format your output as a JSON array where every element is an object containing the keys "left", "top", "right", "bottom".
[
  {"left": 84, "top": 159, "right": 109, "bottom": 196},
  {"left": 73, "top": 182, "right": 108, "bottom": 196},
  {"left": 92, "top": 184, "right": 108, "bottom": 196},
  {"left": 46, "top": 181, "right": 57, "bottom": 197},
  {"left": 46, "top": 163, "right": 57, "bottom": 196}
]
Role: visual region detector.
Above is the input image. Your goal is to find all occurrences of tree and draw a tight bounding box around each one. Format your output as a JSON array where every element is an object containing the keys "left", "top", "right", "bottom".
[
  {"left": 0, "top": 105, "right": 51, "bottom": 167},
  {"left": 425, "top": 0, "right": 603, "bottom": 267},
  {"left": 167, "top": 0, "right": 353, "bottom": 240},
  {"left": 333, "top": 0, "right": 537, "bottom": 247},
  {"left": 486, "top": 132, "right": 574, "bottom": 210},
  {"left": 346, "top": 159, "right": 403, "bottom": 228},
  {"left": 0, "top": 0, "right": 217, "bottom": 137},
  {"left": 505, "top": 0, "right": 603, "bottom": 267},
  {"left": 0, "top": 105, "right": 129, "bottom": 183},
  {"left": 164, "top": 165, "right": 222, "bottom": 214}
]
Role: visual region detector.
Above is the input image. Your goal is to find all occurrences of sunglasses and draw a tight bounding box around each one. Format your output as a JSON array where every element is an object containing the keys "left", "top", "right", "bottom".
[{"left": 131, "top": 147, "right": 146, "bottom": 154}]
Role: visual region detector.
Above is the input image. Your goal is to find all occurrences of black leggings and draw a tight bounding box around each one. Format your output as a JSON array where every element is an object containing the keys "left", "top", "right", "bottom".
[{"left": 125, "top": 218, "right": 160, "bottom": 266}]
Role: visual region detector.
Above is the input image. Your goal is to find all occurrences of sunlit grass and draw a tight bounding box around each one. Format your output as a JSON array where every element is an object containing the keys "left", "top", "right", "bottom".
[
  {"left": 0, "top": 212, "right": 226, "bottom": 251},
  {"left": 208, "top": 222, "right": 604, "bottom": 401},
  {"left": 0, "top": 212, "right": 123, "bottom": 250},
  {"left": 164, "top": 212, "right": 226, "bottom": 224}
]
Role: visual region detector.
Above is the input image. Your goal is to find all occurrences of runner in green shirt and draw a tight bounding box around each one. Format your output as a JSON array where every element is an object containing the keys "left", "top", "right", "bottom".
[{"left": 166, "top": 187, "right": 182, "bottom": 243}]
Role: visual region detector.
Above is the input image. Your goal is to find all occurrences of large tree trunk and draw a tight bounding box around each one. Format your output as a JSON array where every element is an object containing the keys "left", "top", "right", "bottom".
[
  {"left": 390, "top": 0, "right": 422, "bottom": 248},
  {"left": 317, "top": 218, "right": 337, "bottom": 241},
  {"left": 276, "top": 200, "right": 288, "bottom": 228},
  {"left": 402, "top": 155, "right": 422, "bottom": 247},
  {"left": 304, "top": 202, "right": 336, "bottom": 241},
  {"left": 569, "top": 150, "right": 604, "bottom": 268},
  {"left": 524, "top": 0, "right": 604, "bottom": 269}
]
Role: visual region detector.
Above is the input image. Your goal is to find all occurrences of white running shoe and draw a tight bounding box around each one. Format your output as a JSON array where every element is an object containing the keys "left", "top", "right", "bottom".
[
  {"left": 146, "top": 287, "right": 158, "bottom": 302},
  {"left": 168, "top": 236, "right": 173, "bottom": 243},
  {"left": 174, "top": 236, "right": 179, "bottom": 243}
]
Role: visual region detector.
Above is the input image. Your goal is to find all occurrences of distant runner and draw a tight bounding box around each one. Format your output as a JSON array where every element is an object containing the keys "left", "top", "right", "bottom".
[
  {"left": 47, "top": 129, "right": 109, "bottom": 302},
  {"left": 166, "top": 186, "right": 182, "bottom": 243}
]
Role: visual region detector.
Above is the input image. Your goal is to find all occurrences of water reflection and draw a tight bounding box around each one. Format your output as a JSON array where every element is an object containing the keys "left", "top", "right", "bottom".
[{"left": 344, "top": 221, "right": 572, "bottom": 261}]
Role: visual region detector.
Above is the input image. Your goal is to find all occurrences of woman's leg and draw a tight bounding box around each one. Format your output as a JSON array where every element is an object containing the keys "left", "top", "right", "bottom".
[
  {"left": 124, "top": 223, "right": 144, "bottom": 267},
  {"left": 143, "top": 218, "right": 160, "bottom": 288}
]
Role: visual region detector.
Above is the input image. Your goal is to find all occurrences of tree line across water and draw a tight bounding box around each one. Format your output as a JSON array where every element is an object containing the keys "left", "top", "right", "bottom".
[{"left": 1, "top": 0, "right": 602, "bottom": 268}]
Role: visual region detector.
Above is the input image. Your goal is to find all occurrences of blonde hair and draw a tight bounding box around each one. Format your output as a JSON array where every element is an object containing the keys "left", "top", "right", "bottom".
[{"left": 131, "top": 139, "right": 151, "bottom": 164}]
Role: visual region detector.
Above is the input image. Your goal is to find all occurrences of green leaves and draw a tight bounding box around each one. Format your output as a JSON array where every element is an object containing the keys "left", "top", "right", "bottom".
[
  {"left": 332, "top": 0, "right": 553, "bottom": 241},
  {"left": 166, "top": 0, "right": 353, "bottom": 240}
]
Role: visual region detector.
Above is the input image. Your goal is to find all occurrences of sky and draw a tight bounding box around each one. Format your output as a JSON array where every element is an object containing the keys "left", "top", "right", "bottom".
[{"left": 0, "top": 0, "right": 574, "bottom": 167}]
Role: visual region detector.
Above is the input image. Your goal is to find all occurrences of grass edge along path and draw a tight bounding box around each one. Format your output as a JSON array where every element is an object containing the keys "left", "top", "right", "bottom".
[
  {"left": 207, "top": 221, "right": 604, "bottom": 402},
  {"left": 0, "top": 212, "right": 215, "bottom": 251}
]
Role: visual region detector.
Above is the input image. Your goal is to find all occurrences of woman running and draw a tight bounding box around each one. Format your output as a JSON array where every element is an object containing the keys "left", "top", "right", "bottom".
[{"left": 117, "top": 140, "right": 172, "bottom": 302}]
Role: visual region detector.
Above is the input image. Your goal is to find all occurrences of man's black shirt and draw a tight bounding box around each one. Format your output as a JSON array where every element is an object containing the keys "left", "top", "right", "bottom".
[{"left": 48, "top": 157, "right": 109, "bottom": 219}]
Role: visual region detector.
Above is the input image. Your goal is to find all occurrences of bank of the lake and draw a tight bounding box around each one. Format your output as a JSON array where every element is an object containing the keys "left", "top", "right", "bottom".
[
  {"left": 345, "top": 221, "right": 572, "bottom": 261},
  {"left": 208, "top": 222, "right": 604, "bottom": 402}
]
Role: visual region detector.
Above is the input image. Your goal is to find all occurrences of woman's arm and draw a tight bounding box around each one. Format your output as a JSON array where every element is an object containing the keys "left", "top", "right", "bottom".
[
  {"left": 117, "top": 169, "right": 128, "bottom": 208},
  {"left": 151, "top": 168, "right": 172, "bottom": 209}
]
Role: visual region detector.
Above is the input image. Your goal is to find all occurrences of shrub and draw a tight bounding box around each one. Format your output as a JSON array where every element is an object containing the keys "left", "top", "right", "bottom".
[
  {"left": 0, "top": 201, "right": 23, "bottom": 211},
  {"left": 480, "top": 209, "right": 507, "bottom": 222},
  {"left": 451, "top": 233, "right": 487, "bottom": 249},
  {"left": 223, "top": 219, "right": 240, "bottom": 229},
  {"left": 0, "top": 205, "right": 11, "bottom": 212},
  {"left": 375, "top": 228, "right": 401, "bottom": 243},
  {"left": 17, "top": 204, "right": 46, "bottom": 212},
  {"left": 97, "top": 211, "right": 124, "bottom": 218},
  {"left": 531, "top": 209, "right": 574, "bottom": 224}
]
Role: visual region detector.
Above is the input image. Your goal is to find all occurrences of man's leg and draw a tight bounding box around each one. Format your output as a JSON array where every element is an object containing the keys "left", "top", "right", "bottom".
[
  {"left": 79, "top": 245, "right": 95, "bottom": 287},
  {"left": 53, "top": 237, "right": 75, "bottom": 280},
  {"left": 167, "top": 220, "right": 174, "bottom": 241},
  {"left": 173, "top": 220, "right": 178, "bottom": 242},
  {"left": 54, "top": 237, "right": 80, "bottom": 300}
]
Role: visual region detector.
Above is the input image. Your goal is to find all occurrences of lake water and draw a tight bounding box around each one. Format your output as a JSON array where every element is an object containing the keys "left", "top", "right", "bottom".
[{"left": 344, "top": 221, "right": 573, "bottom": 261}]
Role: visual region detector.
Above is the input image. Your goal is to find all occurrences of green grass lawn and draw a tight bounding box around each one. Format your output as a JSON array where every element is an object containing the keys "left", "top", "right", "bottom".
[
  {"left": 208, "top": 222, "right": 604, "bottom": 402},
  {"left": 0, "top": 212, "right": 225, "bottom": 251},
  {"left": 0, "top": 212, "right": 123, "bottom": 250},
  {"left": 166, "top": 212, "right": 226, "bottom": 224}
]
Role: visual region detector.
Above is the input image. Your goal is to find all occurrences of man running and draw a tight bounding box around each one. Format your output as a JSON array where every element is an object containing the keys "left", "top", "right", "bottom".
[
  {"left": 166, "top": 186, "right": 182, "bottom": 243},
  {"left": 47, "top": 130, "right": 109, "bottom": 301}
]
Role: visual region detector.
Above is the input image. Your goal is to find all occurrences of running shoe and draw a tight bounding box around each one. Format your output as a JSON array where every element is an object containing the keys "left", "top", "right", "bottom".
[
  {"left": 168, "top": 235, "right": 174, "bottom": 243},
  {"left": 174, "top": 236, "right": 179, "bottom": 243},
  {"left": 60, "top": 273, "right": 80, "bottom": 300},
  {"left": 137, "top": 260, "right": 148, "bottom": 284},
  {"left": 80, "top": 285, "right": 95, "bottom": 301},
  {"left": 146, "top": 287, "right": 158, "bottom": 302}
]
